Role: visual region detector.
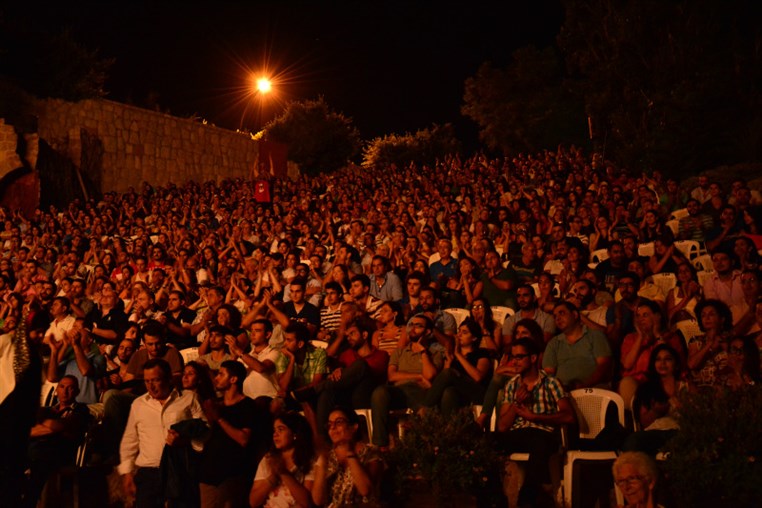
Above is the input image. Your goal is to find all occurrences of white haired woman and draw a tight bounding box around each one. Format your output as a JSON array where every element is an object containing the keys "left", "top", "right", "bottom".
[{"left": 612, "top": 451, "right": 663, "bottom": 508}]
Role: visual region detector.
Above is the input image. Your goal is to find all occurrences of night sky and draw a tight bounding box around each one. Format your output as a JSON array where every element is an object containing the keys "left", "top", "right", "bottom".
[{"left": 6, "top": 1, "right": 563, "bottom": 145}]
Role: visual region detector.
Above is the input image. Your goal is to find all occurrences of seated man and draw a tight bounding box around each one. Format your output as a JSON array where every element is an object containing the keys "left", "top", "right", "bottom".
[
  {"left": 314, "top": 316, "right": 389, "bottom": 435},
  {"left": 370, "top": 314, "right": 445, "bottom": 448},
  {"left": 26, "top": 375, "right": 90, "bottom": 508},
  {"left": 275, "top": 322, "right": 328, "bottom": 409},
  {"left": 545, "top": 301, "right": 612, "bottom": 390},
  {"left": 497, "top": 338, "right": 575, "bottom": 507},
  {"left": 227, "top": 319, "right": 281, "bottom": 411}
]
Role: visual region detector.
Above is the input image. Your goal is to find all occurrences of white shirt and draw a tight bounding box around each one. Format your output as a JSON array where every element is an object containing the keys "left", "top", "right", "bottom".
[
  {"left": 45, "top": 314, "right": 76, "bottom": 343},
  {"left": 118, "top": 389, "right": 206, "bottom": 474},
  {"left": 242, "top": 345, "right": 282, "bottom": 400}
]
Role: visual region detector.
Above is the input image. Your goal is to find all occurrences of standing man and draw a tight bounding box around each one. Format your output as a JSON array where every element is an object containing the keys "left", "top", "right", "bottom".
[
  {"left": 118, "top": 359, "right": 206, "bottom": 508},
  {"left": 497, "top": 339, "right": 575, "bottom": 507},
  {"left": 199, "top": 360, "right": 271, "bottom": 508}
]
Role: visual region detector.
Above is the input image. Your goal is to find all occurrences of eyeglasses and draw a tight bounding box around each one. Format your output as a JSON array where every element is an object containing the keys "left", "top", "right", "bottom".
[
  {"left": 472, "top": 305, "right": 484, "bottom": 309},
  {"left": 614, "top": 475, "right": 645, "bottom": 487},
  {"left": 325, "top": 418, "right": 349, "bottom": 430}
]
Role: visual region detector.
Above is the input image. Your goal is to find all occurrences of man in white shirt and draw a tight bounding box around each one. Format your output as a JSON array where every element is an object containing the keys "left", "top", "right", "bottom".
[
  {"left": 118, "top": 359, "right": 206, "bottom": 508},
  {"left": 44, "top": 296, "right": 76, "bottom": 344},
  {"left": 228, "top": 318, "right": 281, "bottom": 410}
]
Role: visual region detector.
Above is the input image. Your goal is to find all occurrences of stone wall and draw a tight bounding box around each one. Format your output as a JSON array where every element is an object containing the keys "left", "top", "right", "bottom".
[
  {"left": 0, "top": 119, "right": 22, "bottom": 180},
  {"left": 34, "top": 98, "right": 274, "bottom": 194}
]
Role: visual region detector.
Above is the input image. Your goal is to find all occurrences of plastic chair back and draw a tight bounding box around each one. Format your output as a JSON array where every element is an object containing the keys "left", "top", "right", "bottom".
[
  {"left": 570, "top": 388, "right": 625, "bottom": 439},
  {"left": 491, "top": 306, "right": 515, "bottom": 326},
  {"left": 669, "top": 208, "right": 689, "bottom": 221},
  {"left": 637, "top": 242, "right": 655, "bottom": 257},
  {"left": 665, "top": 220, "right": 680, "bottom": 236},
  {"left": 444, "top": 308, "right": 470, "bottom": 327},
  {"left": 647, "top": 273, "right": 677, "bottom": 295},
  {"left": 180, "top": 347, "right": 199, "bottom": 364},
  {"left": 674, "top": 240, "right": 700, "bottom": 261},
  {"left": 590, "top": 249, "right": 609, "bottom": 265}
]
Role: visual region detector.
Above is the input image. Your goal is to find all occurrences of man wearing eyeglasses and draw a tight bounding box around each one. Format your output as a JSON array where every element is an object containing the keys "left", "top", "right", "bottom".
[{"left": 497, "top": 338, "right": 575, "bottom": 507}]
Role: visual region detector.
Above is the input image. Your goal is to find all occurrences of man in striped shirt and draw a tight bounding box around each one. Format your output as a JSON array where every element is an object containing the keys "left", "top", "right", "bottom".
[{"left": 497, "top": 338, "right": 575, "bottom": 507}]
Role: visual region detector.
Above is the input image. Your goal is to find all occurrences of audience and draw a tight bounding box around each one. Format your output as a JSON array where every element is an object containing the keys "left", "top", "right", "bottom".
[{"left": 5, "top": 146, "right": 761, "bottom": 505}]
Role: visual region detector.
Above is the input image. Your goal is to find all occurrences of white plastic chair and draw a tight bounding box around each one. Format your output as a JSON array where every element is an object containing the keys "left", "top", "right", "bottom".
[
  {"left": 427, "top": 252, "right": 441, "bottom": 266},
  {"left": 675, "top": 319, "right": 702, "bottom": 349},
  {"left": 669, "top": 208, "right": 689, "bottom": 221},
  {"left": 311, "top": 340, "right": 329, "bottom": 349},
  {"left": 692, "top": 254, "right": 714, "bottom": 272},
  {"left": 696, "top": 270, "right": 714, "bottom": 287},
  {"left": 646, "top": 273, "right": 677, "bottom": 296},
  {"left": 531, "top": 282, "right": 561, "bottom": 298},
  {"left": 491, "top": 306, "right": 515, "bottom": 326},
  {"left": 637, "top": 242, "right": 655, "bottom": 257},
  {"left": 590, "top": 248, "right": 609, "bottom": 265},
  {"left": 674, "top": 240, "right": 701, "bottom": 261},
  {"left": 179, "top": 347, "right": 199, "bottom": 364},
  {"left": 665, "top": 220, "right": 680, "bottom": 236},
  {"left": 544, "top": 259, "right": 564, "bottom": 276},
  {"left": 564, "top": 388, "right": 625, "bottom": 508},
  {"left": 444, "top": 308, "right": 470, "bottom": 327},
  {"left": 41, "top": 380, "right": 58, "bottom": 407},
  {"left": 354, "top": 408, "right": 373, "bottom": 443}
]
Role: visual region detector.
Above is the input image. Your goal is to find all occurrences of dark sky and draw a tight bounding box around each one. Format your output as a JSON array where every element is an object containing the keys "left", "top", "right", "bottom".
[{"left": 7, "top": 1, "right": 563, "bottom": 145}]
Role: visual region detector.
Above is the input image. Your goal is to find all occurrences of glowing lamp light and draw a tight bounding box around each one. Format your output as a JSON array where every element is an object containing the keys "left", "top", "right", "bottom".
[{"left": 256, "top": 78, "right": 272, "bottom": 94}]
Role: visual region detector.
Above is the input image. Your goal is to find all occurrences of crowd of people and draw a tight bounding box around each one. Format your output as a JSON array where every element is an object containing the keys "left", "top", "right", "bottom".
[{"left": 1, "top": 145, "right": 761, "bottom": 507}]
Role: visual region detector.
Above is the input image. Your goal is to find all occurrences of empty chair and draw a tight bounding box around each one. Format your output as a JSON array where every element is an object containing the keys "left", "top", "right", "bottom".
[{"left": 564, "top": 388, "right": 625, "bottom": 508}]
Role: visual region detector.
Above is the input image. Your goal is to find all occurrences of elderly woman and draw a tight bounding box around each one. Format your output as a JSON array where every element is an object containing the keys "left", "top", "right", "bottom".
[{"left": 612, "top": 451, "right": 662, "bottom": 508}]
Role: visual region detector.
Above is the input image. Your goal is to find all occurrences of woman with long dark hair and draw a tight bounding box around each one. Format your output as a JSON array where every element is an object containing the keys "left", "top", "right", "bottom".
[{"left": 249, "top": 412, "right": 317, "bottom": 508}]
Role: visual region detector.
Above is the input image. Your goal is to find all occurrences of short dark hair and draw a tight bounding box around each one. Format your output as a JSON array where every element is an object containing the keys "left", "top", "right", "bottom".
[
  {"left": 252, "top": 318, "right": 273, "bottom": 334},
  {"left": 350, "top": 274, "right": 370, "bottom": 289},
  {"left": 284, "top": 322, "right": 310, "bottom": 344},
  {"left": 220, "top": 360, "right": 246, "bottom": 390},
  {"left": 512, "top": 337, "right": 539, "bottom": 356},
  {"left": 141, "top": 320, "right": 166, "bottom": 341},
  {"left": 143, "top": 358, "right": 171, "bottom": 379}
]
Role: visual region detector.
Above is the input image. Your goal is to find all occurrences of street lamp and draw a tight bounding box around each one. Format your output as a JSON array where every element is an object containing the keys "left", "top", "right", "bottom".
[{"left": 256, "top": 78, "right": 272, "bottom": 94}]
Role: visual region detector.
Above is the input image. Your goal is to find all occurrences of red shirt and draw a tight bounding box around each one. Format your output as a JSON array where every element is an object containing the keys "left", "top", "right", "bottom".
[{"left": 337, "top": 348, "right": 389, "bottom": 384}]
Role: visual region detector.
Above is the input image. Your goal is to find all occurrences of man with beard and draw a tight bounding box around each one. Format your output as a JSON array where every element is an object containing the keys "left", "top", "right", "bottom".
[
  {"left": 566, "top": 279, "right": 608, "bottom": 332},
  {"left": 502, "top": 284, "right": 556, "bottom": 345},
  {"left": 159, "top": 290, "right": 196, "bottom": 349},
  {"left": 594, "top": 241, "right": 629, "bottom": 293},
  {"left": 497, "top": 339, "right": 574, "bottom": 508},
  {"left": 414, "top": 286, "right": 456, "bottom": 350},
  {"left": 314, "top": 316, "right": 389, "bottom": 436},
  {"left": 370, "top": 314, "right": 445, "bottom": 448},
  {"left": 199, "top": 360, "right": 270, "bottom": 508}
]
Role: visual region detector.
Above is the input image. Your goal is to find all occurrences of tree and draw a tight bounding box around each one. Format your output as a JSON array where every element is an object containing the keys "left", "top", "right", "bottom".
[
  {"left": 362, "top": 123, "right": 460, "bottom": 167},
  {"left": 263, "top": 97, "right": 361, "bottom": 174},
  {"left": 0, "top": 25, "right": 112, "bottom": 102},
  {"left": 461, "top": 46, "right": 587, "bottom": 155},
  {"left": 558, "top": 0, "right": 762, "bottom": 176}
]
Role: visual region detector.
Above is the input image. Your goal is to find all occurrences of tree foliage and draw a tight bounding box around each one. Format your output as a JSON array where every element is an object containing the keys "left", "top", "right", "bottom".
[
  {"left": 462, "top": 0, "right": 762, "bottom": 177},
  {"left": 263, "top": 97, "right": 361, "bottom": 174},
  {"left": 0, "top": 24, "right": 112, "bottom": 102},
  {"left": 558, "top": 0, "right": 762, "bottom": 176},
  {"left": 362, "top": 123, "right": 460, "bottom": 167},
  {"left": 462, "top": 46, "right": 586, "bottom": 154}
]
